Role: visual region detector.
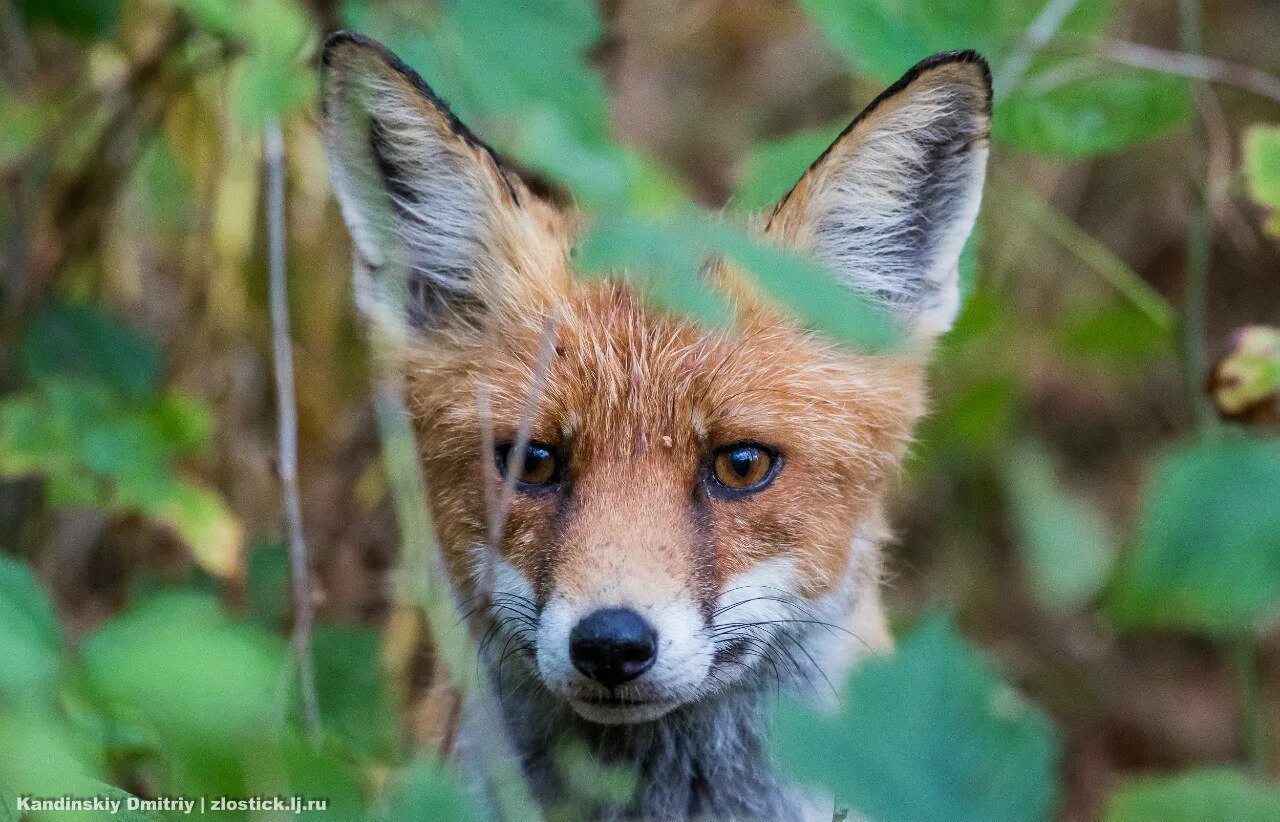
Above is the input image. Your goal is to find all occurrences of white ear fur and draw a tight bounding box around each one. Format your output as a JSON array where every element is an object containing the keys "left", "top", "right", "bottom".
[
  {"left": 768, "top": 52, "right": 992, "bottom": 339},
  {"left": 321, "top": 32, "right": 518, "bottom": 334}
]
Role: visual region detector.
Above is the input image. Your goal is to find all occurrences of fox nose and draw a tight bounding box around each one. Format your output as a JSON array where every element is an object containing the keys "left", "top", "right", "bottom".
[{"left": 569, "top": 608, "right": 658, "bottom": 688}]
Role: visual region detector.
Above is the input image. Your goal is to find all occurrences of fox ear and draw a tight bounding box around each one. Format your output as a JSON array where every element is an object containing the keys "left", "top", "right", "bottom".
[
  {"left": 322, "top": 33, "right": 549, "bottom": 336},
  {"left": 766, "top": 52, "right": 991, "bottom": 339}
]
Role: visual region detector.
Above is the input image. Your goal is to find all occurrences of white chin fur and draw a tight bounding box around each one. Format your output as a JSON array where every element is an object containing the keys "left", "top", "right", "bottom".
[
  {"left": 567, "top": 698, "right": 680, "bottom": 725},
  {"left": 536, "top": 594, "right": 713, "bottom": 718}
]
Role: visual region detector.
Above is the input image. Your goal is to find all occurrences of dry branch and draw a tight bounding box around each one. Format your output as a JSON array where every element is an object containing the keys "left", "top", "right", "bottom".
[{"left": 265, "top": 119, "right": 320, "bottom": 741}]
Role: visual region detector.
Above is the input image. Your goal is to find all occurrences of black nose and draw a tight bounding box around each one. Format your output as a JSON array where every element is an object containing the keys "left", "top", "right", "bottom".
[{"left": 569, "top": 608, "right": 658, "bottom": 688}]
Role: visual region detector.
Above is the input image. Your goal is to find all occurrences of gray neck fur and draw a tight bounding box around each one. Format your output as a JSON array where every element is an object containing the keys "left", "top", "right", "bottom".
[{"left": 495, "top": 676, "right": 811, "bottom": 821}]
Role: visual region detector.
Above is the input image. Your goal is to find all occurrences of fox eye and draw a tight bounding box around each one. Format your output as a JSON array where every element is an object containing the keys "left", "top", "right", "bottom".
[
  {"left": 709, "top": 443, "right": 780, "bottom": 496},
  {"left": 495, "top": 440, "right": 561, "bottom": 489}
]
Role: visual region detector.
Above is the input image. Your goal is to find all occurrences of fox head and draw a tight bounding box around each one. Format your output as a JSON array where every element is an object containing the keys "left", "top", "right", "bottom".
[{"left": 322, "top": 33, "right": 990, "bottom": 725}]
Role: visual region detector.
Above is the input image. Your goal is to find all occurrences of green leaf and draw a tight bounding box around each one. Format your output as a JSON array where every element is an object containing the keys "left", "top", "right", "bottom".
[
  {"left": 1053, "top": 300, "right": 1172, "bottom": 364},
  {"left": 0, "top": 554, "right": 63, "bottom": 694},
  {"left": 1004, "top": 443, "right": 1115, "bottom": 612},
  {"left": 710, "top": 222, "right": 901, "bottom": 352},
  {"left": 310, "top": 625, "right": 397, "bottom": 761},
  {"left": 229, "top": 50, "right": 316, "bottom": 124},
  {"left": 375, "top": 756, "right": 484, "bottom": 822},
  {"left": 1244, "top": 125, "right": 1280, "bottom": 237},
  {"left": 576, "top": 212, "right": 734, "bottom": 327},
  {"left": 797, "top": 0, "right": 1188, "bottom": 157},
  {"left": 1209, "top": 325, "right": 1280, "bottom": 417},
  {"left": 995, "top": 64, "right": 1192, "bottom": 157},
  {"left": 797, "top": 0, "right": 1110, "bottom": 83},
  {"left": 734, "top": 123, "right": 845, "bottom": 211},
  {"left": 16, "top": 0, "right": 120, "bottom": 37},
  {"left": 246, "top": 542, "right": 290, "bottom": 627},
  {"left": 772, "top": 616, "right": 1061, "bottom": 822},
  {"left": 1104, "top": 769, "right": 1280, "bottom": 822},
  {"left": 1109, "top": 435, "right": 1280, "bottom": 635},
  {"left": 83, "top": 594, "right": 284, "bottom": 754},
  {"left": 20, "top": 301, "right": 162, "bottom": 399}
]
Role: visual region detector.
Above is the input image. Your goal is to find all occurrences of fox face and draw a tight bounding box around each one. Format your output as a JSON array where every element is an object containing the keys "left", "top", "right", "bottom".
[{"left": 323, "top": 34, "right": 990, "bottom": 727}]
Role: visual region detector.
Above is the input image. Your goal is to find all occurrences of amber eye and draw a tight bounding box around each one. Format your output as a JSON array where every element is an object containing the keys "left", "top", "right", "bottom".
[
  {"left": 496, "top": 441, "right": 561, "bottom": 489},
  {"left": 709, "top": 443, "right": 779, "bottom": 496}
]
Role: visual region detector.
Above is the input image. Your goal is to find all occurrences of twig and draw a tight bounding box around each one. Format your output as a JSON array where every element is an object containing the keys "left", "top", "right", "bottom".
[
  {"left": 1195, "top": 90, "right": 1261, "bottom": 259},
  {"left": 1000, "top": 176, "right": 1175, "bottom": 332},
  {"left": 485, "top": 318, "right": 561, "bottom": 553},
  {"left": 994, "top": 0, "right": 1083, "bottom": 101},
  {"left": 1096, "top": 37, "right": 1280, "bottom": 106},
  {"left": 265, "top": 119, "right": 321, "bottom": 742},
  {"left": 1174, "top": 0, "right": 1219, "bottom": 431},
  {"left": 1181, "top": 196, "right": 1215, "bottom": 428},
  {"left": 474, "top": 318, "right": 559, "bottom": 610}
]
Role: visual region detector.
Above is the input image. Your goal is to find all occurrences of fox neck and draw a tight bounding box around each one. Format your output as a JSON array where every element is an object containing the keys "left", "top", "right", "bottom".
[{"left": 485, "top": 651, "right": 817, "bottom": 821}]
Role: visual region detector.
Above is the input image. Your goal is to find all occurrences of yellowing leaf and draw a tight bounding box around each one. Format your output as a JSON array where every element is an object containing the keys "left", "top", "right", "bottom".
[
  {"left": 149, "top": 481, "right": 245, "bottom": 580},
  {"left": 1244, "top": 125, "right": 1280, "bottom": 237}
]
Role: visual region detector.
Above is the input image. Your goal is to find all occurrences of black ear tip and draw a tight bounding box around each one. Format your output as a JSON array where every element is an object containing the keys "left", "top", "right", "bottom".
[
  {"left": 908, "top": 50, "right": 992, "bottom": 92},
  {"left": 323, "top": 30, "right": 370, "bottom": 67}
]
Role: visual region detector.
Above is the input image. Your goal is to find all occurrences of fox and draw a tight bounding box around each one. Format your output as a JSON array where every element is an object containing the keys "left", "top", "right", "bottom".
[{"left": 321, "top": 31, "right": 990, "bottom": 822}]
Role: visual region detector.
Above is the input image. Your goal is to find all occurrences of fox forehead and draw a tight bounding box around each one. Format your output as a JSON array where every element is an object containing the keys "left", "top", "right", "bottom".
[{"left": 406, "top": 275, "right": 926, "bottom": 605}]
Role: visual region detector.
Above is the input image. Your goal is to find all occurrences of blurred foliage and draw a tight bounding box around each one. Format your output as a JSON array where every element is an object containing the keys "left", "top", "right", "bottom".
[
  {"left": 1003, "top": 442, "right": 1115, "bottom": 613},
  {"left": 1103, "top": 769, "right": 1280, "bottom": 822},
  {"left": 0, "top": 301, "right": 241, "bottom": 578},
  {"left": 1107, "top": 434, "right": 1280, "bottom": 636},
  {"left": 1245, "top": 125, "right": 1280, "bottom": 236},
  {"left": 773, "top": 616, "right": 1060, "bottom": 822},
  {"left": 1, "top": 0, "right": 1279, "bottom": 818}
]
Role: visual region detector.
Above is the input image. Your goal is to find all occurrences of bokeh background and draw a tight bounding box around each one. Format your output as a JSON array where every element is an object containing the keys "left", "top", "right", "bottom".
[{"left": 1, "top": 0, "right": 1279, "bottom": 820}]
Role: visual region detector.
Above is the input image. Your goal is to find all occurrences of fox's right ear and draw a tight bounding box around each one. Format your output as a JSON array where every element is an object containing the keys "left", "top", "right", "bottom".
[{"left": 321, "top": 33, "right": 560, "bottom": 338}]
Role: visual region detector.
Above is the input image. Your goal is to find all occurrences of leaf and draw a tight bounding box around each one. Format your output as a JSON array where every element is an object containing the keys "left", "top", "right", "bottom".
[
  {"left": 575, "top": 212, "right": 734, "bottom": 327},
  {"left": 229, "top": 49, "right": 316, "bottom": 125},
  {"left": 0, "top": 554, "right": 63, "bottom": 694},
  {"left": 1104, "top": 769, "right": 1280, "bottom": 822},
  {"left": 734, "top": 123, "right": 845, "bottom": 211},
  {"left": 160, "top": 0, "right": 315, "bottom": 124},
  {"left": 1004, "top": 443, "right": 1116, "bottom": 612},
  {"left": 310, "top": 625, "right": 397, "bottom": 761},
  {"left": 797, "top": 0, "right": 1189, "bottom": 157},
  {"left": 710, "top": 222, "right": 902, "bottom": 352},
  {"left": 1244, "top": 125, "right": 1280, "bottom": 237},
  {"left": 1053, "top": 300, "right": 1172, "bottom": 364},
  {"left": 994, "top": 65, "right": 1192, "bottom": 157},
  {"left": 1208, "top": 325, "right": 1280, "bottom": 420},
  {"left": 15, "top": 0, "right": 120, "bottom": 37},
  {"left": 83, "top": 594, "right": 284, "bottom": 754},
  {"left": 246, "top": 542, "right": 290, "bottom": 627},
  {"left": 143, "top": 481, "right": 244, "bottom": 580},
  {"left": 20, "top": 301, "right": 162, "bottom": 399},
  {"left": 772, "top": 616, "right": 1061, "bottom": 822},
  {"left": 1108, "top": 435, "right": 1280, "bottom": 635},
  {"left": 797, "top": 0, "right": 1111, "bottom": 84},
  {"left": 375, "top": 756, "right": 484, "bottom": 822}
]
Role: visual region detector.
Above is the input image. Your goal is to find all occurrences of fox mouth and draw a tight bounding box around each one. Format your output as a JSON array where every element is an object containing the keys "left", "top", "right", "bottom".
[
  {"left": 568, "top": 692, "right": 679, "bottom": 724},
  {"left": 578, "top": 694, "right": 655, "bottom": 707}
]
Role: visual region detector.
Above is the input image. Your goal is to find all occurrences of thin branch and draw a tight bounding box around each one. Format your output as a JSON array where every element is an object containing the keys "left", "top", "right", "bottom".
[
  {"left": 485, "top": 318, "right": 561, "bottom": 553},
  {"left": 265, "top": 119, "right": 320, "bottom": 742},
  {"left": 1097, "top": 37, "right": 1280, "bottom": 106},
  {"left": 999, "top": 174, "right": 1175, "bottom": 332},
  {"left": 994, "top": 0, "right": 1083, "bottom": 101}
]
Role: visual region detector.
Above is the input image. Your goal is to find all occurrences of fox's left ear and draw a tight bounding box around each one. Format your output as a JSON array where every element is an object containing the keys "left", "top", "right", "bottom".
[{"left": 766, "top": 52, "right": 991, "bottom": 340}]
